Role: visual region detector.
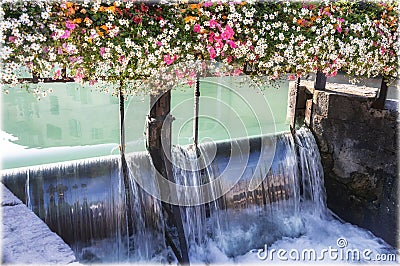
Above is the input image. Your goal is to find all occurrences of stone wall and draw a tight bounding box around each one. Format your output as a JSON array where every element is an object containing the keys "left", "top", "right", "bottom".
[
  {"left": 296, "top": 81, "right": 398, "bottom": 247},
  {"left": 1, "top": 183, "right": 77, "bottom": 264}
]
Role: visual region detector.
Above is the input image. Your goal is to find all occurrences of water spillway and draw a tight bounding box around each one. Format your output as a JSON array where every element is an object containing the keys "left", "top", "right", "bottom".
[{"left": 1, "top": 128, "right": 395, "bottom": 264}]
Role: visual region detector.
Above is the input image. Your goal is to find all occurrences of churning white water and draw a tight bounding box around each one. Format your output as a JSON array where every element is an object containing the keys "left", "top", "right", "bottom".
[
  {"left": 2, "top": 128, "right": 397, "bottom": 264},
  {"left": 172, "top": 128, "right": 397, "bottom": 264}
]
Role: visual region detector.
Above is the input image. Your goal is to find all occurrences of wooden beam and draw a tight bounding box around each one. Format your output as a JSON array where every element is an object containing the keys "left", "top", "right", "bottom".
[
  {"left": 118, "top": 87, "right": 134, "bottom": 237},
  {"left": 290, "top": 77, "right": 301, "bottom": 134},
  {"left": 372, "top": 77, "right": 388, "bottom": 109},
  {"left": 314, "top": 71, "right": 327, "bottom": 90},
  {"left": 147, "top": 91, "right": 190, "bottom": 265}
]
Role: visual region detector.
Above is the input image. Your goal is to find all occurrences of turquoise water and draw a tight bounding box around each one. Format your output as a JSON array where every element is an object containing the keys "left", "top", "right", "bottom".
[{"left": 1, "top": 78, "right": 289, "bottom": 169}]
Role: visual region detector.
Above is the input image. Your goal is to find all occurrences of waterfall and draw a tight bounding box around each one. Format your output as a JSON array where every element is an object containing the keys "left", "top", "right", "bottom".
[
  {"left": 2, "top": 128, "right": 393, "bottom": 264},
  {"left": 171, "top": 144, "right": 222, "bottom": 261},
  {"left": 1, "top": 155, "right": 166, "bottom": 263},
  {"left": 166, "top": 128, "right": 325, "bottom": 261},
  {"left": 124, "top": 152, "right": 167, "bottom": 263},
  {"left": 295, "top": 127, "right": 328, "bottom": 218},
  {"left": 1, "top": 156, "right": 127, "bottom": 262}
]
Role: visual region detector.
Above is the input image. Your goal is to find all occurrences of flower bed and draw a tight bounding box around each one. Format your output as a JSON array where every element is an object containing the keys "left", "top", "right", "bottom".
[{"left": 0, "top": 0, "right": 398, "bottom": 94}]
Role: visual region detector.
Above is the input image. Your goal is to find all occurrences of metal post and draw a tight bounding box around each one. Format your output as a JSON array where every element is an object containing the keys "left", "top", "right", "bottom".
[
  {"left": 314, "top": 71, "right": 327, "bottom": 90},
  {"left": 193, "top": 76, "right": 200, "bottom": 149},
  {"left": 372, "top": 77, "right": 388, "bottom": 109}
]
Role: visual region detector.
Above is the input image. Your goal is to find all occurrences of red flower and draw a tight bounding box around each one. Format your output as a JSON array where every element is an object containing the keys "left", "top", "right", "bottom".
[
  {"left": 133, "top": 16, "right": 142, "bottom": 24},
  {"left": 141, "top": 4, "right": 149, "bottom": 13}
]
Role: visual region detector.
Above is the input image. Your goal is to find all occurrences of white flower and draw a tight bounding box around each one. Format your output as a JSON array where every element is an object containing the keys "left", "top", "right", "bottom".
[
  {"left": 41, "top": 12, "right": 49, "bottom": 20},
  {"left": 19, "top": 14, "right": 29, "bottom": 24}
]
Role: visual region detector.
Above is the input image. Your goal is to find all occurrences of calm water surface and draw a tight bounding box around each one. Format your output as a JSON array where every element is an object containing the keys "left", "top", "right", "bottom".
[{"left": 1, "top": 78, "right": 290, "bottom": 169}]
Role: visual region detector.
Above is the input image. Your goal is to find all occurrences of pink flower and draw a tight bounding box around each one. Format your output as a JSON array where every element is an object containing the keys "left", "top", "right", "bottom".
[
  {"left": 62, "top": 43, "right": 70, "bottom": 53},
  {"left": 288, "top": 75, "right": 296, "bottom": 80},
  {"left": 60, "top": 30, "right": 70, "bottom": 39},
  {"left": 118, "top": 56, "right": 125, "bottom": 64},
  {"left": 157, "top": 41, "right": 162, "bottom": 46},
  {"left": 189, "top": 71, "right": 196, "bottom": 79},
  {"left": 227, "top": 40, "right": 237, "bottom": 49},
  {"left": 209, "top": 19, "right": 218, "bottom": 29},
  {"left": 65, "top": 21, "right": 76, "bottom": 30},
  {"left": 8, "top": 36, "right": 16, "bottom": 43},
  {"left": 74, "top": 69, "right": 85, "bottom": 83},
  {"left": 99, "top": 47, "right": 106, "bottom": 56},
  {"left": 380, "top": 47, "right": 386, "bottom": 55},
  {"left": 164, "top": 54, "right": 177, "bottom": 65},
  {"left": 54, "top": 69, "right": 61, "bottom": 79},
  {"left": 69, "top": 56, "right": 82, "bottom": 63},
  {"left": 193, "top": 24, "right": 201, "bottom": 33},
  {"left": 336, "top": 26, "right": 342, "bottom": 33},
  {"left": 89, "top": 79, "right": 97, "bottom": 86},
  {"left": 207, "top": 46, "right": 217, "bottom": 59},
  {"left": 187, "top": 78, "right": 194, "bottom": 86},
  {"left": 337, "top": 18, "right": 344, "bottom": 23},
  {"left": 233, "top": 68, "right": 243, "bottom": 76},
  {"left": 221, "top": 25, "right": 234, "bottom": 40},
  {"left": 203, "top": 1, "right": 213, "bottom": 7},
  {"left": 175, "top": 70, "right": 185, "bottom": 79},
  {"left": 208, "top": 33, "right": 214, "bottom": 43},
  {"left": 57, "top": 47, "right": 63, "bottom": 54}
]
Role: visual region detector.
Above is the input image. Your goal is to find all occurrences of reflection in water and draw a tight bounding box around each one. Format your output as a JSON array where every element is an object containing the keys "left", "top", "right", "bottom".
[
  {"left": 2, "top": 78, "right": 290, "bottom": 169},
  {"left": 2, "top": 83, "right": 120, "bottom": 149}
]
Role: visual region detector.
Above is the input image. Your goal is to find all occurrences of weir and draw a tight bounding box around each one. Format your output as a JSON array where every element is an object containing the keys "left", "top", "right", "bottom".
[{"left": 1, "top": 128, "right": 394, "bottom": 263}]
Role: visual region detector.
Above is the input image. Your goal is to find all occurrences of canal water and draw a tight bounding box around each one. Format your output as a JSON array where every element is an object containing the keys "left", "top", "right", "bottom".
[
  {"left": 1, "top": 78, "right": 289, "bottom": 169},
  {"left": 1, "top": 128, "right": 395, "bottom": 264},
  {"left": 1, "top": 77, "right": 397, "bottom": 264}
]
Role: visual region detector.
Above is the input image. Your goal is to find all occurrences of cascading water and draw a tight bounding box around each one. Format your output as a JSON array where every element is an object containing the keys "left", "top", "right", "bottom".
[
  {"left": 1, "top": 128, "right": 396, "bottom": 264},
  {"left": 172, "top": 144, "right": 223, "bottom": 262},
  {"left": 1, "top": 156, "right": 127, "bottom": 262},
  {"left": 166, "top": 127, "right": 396, "bottom": 263},
  {"left": 295, "top": 128, "right": 328, "bottom": 217}
]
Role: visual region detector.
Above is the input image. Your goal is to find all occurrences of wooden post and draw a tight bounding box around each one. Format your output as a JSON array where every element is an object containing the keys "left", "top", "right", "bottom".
[
  {"left": 372, "top": 77, "right": 388, "bottom": 109},
  {"left": 118, "top": 86, "right": 134, "bottom": 237},
  {"left": 147, "top": 90, "right": 190, "bottom": 265},
  {"left": 290, "top": 77, "right": 301, "bottom": 134},
  {"left": 314, "top": 71, "right": 327, "bottom": 91}
]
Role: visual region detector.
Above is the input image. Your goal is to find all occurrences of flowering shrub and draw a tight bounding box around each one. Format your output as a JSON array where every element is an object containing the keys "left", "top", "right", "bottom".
[{"left": 0, "top": 0, "right": 398, "bottom": 94}]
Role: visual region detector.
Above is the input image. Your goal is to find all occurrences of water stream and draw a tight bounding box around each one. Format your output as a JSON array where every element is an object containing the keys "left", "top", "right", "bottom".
[{"left": 1, "top": 128, "right": 396, "bottom": 264}]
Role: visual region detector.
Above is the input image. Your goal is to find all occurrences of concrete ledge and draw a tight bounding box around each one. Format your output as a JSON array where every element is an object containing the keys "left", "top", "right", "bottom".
[
  {"left": 1, "top": 183, "right": 77, "bottom": 264},
  {"left": 301, "top": 80, "right": 378, "bottom": 98}
]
